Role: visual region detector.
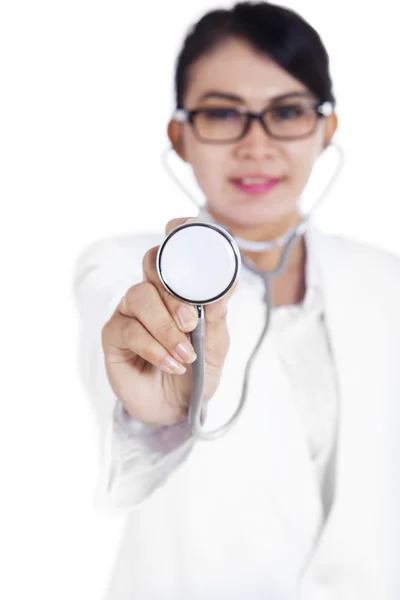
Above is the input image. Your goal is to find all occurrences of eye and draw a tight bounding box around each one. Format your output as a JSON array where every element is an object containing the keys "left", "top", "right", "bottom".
[
  {"left": 272, "top": 105, "right": 306, "bottom": 120},
  {"left": 201, "top": 108, "right": 241, "bottom": 121}
]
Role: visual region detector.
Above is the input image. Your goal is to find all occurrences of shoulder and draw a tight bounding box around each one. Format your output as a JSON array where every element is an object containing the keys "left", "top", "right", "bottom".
[
  {"left": 309, "top": 225, "right": 400, "bottom": 281},
  {"left": 75, "top": 231, "right": 164, "bottom": 263},
  {"left": 73, "top": 231, "right": 164, "bottom": 285}
]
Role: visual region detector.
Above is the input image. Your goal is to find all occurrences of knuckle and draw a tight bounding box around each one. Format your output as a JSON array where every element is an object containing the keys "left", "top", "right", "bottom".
[
  {"left": 121, "top": 317, "right": 141, "bottom": 347},
  {"left": 207, "top": 303, "right": 228, "bottom": 324},
  {"left": 159, "top": 287, "right": 182, "bottom": 314},
  {"left": 166, "top": 217, "right": 198, "bottom": 236},
  {"left": 142, "top": 246, "right": 158, "bottom": 276},
  {"left": 151, "top": 348, "right": 169, "bottom": 368},
  {"left": 125, "top": 281, "right": 156, "bottom": 307},
  {"left": 158, "top": 318, "right": 178, "bottom": 341},
  {"left": 101, "top": 320, "right": 111, "bottom": 351},
  {"left": 138, "top": 280, "right": 158, "bottom": 298},
  {"left": 219, "top": 305, "right": 229, "bottom": 320},
  {"left": 101, "top": 312, "right": 119, "bottom": 347},
  {"left": 165, "top": 218, "right": 184, "bottom": 235}
]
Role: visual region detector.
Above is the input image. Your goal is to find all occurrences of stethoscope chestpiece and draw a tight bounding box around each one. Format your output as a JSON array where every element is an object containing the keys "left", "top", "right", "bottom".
[
  {"left": 156, "top": 221, "right": 241, "bottom": 441},
  {"left": 156, "top": 221, "right": 241, "bottom": 306}
]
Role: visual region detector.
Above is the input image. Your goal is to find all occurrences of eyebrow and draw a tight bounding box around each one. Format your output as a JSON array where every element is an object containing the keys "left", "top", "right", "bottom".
[{"left": 198, "top": 90, "right": 315, "bottom": 103}]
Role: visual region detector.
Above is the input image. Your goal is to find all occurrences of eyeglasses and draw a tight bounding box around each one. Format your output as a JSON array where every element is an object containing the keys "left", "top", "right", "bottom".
[{"left": 173, "top": 100, "right": 333, "bottom": 143}]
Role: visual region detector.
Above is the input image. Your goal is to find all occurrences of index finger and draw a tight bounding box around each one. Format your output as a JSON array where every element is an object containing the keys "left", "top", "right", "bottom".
[
  {"left": 142, "top": 246, "right": 199, "bottom": 333},
  {"left": 165, "top": 216, "right": 201, "bottom": 236}
]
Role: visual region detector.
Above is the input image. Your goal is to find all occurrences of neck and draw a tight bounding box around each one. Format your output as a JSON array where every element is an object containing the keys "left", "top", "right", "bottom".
[{"left": 205, "top": 205, "right": 305, "bottom": 272}]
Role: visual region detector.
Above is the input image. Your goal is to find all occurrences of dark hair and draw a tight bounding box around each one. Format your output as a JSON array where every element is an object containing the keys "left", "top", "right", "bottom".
[{"left": 175, "top": 1, "right": 336, "bottom": 109}]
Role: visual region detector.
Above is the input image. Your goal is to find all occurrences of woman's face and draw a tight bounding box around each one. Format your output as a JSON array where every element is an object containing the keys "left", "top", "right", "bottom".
[{"left": 169, "top": 37, "right": 337, "bottom": 234}]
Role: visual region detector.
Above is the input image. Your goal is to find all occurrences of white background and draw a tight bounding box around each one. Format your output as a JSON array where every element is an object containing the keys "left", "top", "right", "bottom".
[{"left": 1, "top": 1, "right": 399, "bottom": 599}]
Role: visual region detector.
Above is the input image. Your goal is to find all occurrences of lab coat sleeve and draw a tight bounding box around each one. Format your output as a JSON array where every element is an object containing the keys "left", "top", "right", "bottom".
[{"left": 72, "top": 235, "right": 196, "bottom": 512}]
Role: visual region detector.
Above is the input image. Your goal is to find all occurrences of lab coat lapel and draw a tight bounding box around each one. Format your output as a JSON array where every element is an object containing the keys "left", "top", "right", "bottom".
[
  {"left": 299, "top": 223, "right": 399, "bottom": 598},
  {"left": 195, "top": 209, "right": 398, "bottom": 596}
]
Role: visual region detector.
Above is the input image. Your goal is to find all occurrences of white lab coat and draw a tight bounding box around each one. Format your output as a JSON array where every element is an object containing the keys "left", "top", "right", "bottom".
[{"left": 73, "top": 220, "right": 400, "bottom": 599}]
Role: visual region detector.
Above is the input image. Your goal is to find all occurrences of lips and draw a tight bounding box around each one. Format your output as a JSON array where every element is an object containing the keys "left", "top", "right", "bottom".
[
  {"left": 230, "top": 174, "right": 281, "bottom": 195},
  {"left": 232, "top": 175, "right": 281, "bottom": 185}
]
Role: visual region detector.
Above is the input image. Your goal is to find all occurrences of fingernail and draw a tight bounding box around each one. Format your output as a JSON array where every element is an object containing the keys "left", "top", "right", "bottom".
[
  {"left": 175, "top": 342, "right": 197, "bottom": 364},
  {"left": 177, "top": 304, "right": 197, "bottom": 329},
  {"left": 164, "top": 356, "right": 187, "bottom": 375}
]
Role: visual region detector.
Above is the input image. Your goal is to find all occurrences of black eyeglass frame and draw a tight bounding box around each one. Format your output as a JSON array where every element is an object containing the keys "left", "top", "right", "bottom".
[{"left": 173, "top": 100, "right": 333, "bottom": 143}]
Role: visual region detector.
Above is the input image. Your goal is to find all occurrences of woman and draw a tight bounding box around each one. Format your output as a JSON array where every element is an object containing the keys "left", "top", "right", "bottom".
[{"left": 73, "top": 2, "right": 400, "bottom": 598}]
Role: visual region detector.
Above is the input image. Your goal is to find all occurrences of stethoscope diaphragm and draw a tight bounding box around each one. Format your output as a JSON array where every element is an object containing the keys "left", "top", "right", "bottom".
[{"left": 157, "top": 221, "right": 241, "bottom": 306}]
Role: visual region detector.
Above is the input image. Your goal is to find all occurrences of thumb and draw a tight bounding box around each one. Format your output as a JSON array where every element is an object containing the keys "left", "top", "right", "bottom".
[{"left": 204, "top": 279, "right": 239, "bottom": 325}]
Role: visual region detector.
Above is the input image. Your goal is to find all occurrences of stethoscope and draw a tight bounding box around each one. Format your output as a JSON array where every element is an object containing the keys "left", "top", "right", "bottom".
[{"left": 157, "top": 141, "right": 345, "bottom": 441}]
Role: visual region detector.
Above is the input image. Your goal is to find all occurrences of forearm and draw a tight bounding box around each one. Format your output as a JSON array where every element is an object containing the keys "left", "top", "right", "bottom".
[{"left": 95, "top": 398, "right": 196, "bottom": 510}]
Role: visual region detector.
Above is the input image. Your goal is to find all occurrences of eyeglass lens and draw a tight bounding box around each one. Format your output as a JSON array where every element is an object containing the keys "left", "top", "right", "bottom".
[{"left": 193, "top": 102, "right": 318, "bottom": 141}]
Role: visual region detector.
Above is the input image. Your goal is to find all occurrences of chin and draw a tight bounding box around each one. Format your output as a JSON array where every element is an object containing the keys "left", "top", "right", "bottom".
[{"left": 217, "top": 201, "right": 298, "bottom": 230}]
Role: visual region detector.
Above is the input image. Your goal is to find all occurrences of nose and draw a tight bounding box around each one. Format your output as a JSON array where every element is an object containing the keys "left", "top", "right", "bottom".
[{"left": 235, "top": 117, "right": 279, "bottom": 161}]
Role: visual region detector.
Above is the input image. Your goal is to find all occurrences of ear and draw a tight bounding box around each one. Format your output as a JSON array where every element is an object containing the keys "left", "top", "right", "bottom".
[
  {"left": 167, "top": 120, "right": 187, "bottom": 162},
  {"left": 322, "top": 112, "right": 338, "bottom": 150}
]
